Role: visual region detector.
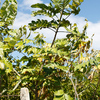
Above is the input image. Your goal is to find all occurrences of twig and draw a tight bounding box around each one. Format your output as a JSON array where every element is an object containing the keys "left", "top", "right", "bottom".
[
  {"left": 48, "top": 27, "right": 56, "bottom": 32},
  {"left": 27, "top": 83, "right": 35, "bottom": 94},
  {"left": 13, "top": 79, "right": 21, "bottom": 91},
  {"left": 13, "top": 68, "right": 21, "bottom": 77},
  {"left": 58, "top": 31, "right": 72, "bottom": 33},
  {"left": 65, "top": 13, "right": 71, "bottom": 20},
  {"left": 0, "top": 95, "right": 20, "bottom": 97},
  {"left": 51, "top": 26, "right": 60, "bottom": 47},
  {"left": 78, "top": 85, "right": 90, "bottom": 95},
  {"left": 39, "top": 60, "right": 45, "bottom": 73},
  {"left": 69, "top": 73, "right": 79, "bottom": 100}
]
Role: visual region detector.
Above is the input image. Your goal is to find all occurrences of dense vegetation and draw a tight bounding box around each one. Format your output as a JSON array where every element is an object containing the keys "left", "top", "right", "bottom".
[{"left": 0, "top": 0, "right": 100, "bottom": 100}]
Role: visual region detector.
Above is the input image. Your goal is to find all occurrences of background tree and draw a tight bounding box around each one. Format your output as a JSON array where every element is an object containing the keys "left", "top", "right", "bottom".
[{"left": 0, "top": 0, "right": 100, "bottom": 100}]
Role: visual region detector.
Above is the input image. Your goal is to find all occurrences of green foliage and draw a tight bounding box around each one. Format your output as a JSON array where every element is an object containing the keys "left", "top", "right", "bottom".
[
  {"left": 54, "top": 89, "right": 73, "bottom": 100},
  {"left": 1, "top": 0, "right": 100, "bottom": 100},
  {"left": 0, "top": 0, "right": 17, "bottom": 26}
]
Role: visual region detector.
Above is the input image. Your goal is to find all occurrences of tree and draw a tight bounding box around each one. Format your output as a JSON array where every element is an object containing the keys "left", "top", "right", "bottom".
[{"left": 0, "top": 0, "right": 100, "bottom": 100}]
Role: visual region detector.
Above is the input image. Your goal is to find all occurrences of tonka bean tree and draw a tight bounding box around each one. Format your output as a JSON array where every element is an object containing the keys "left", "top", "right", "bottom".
[{"left": 0, "top": 0, "right": 100, "bottom": 100}]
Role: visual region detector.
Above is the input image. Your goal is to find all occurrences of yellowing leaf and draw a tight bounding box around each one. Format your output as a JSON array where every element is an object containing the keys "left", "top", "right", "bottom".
[
  {"left": 80, "top": 0, "right": 84, "bottom": 2},
  {"left": 98, "top": 65, "right": 100, "bottom": 69},
  {"left": 37, "top": 58, "right": 42, "bottom": 62},
  {"left": 73, "top": 23, "right": 77, "bottom": 26},
  {"left": 80, "top": 52, "right": 83, "bottom": 62},
  {"left": 97, "top": 53, "right": 100, "bottom": 57},
  {"left": 86, "top": 23, "right": 88, "bottom": 27}
]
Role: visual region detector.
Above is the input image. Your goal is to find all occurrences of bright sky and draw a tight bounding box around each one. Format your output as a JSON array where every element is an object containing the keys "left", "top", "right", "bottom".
[
  {"left": 1, "top": 0, "right": 100, "bottom": 50},
  {"left": 78, "top": 0, "right": 100, "bottom": 23}
]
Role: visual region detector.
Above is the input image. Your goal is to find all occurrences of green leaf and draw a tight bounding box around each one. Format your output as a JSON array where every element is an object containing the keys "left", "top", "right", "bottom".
[
  {"left": 52, "top": 0, "right": 71, "bottom": 9},
  {"left": 31, "top": 3, "right": 48, "bottom": 9},
  {"left": 0, "top": 42, "right": 3, "bottom": 48},
  {"left": 44, "top": 63, "right": 69, "bottom": 72},
  {"left": 1, "top": 0, "right": 17, "bottom": 25},
  {"left": 54, "top": 90, "right": 64, "bottom": 96},
  {"left": 64, "top": 94, "right": 73, "bottom": 100},
  {"left": 54, "top": 90, "right": 73, "bottom": 100},
  {"left": 31, "top": 3, "right": 60, "bottom": 17},
  {"left": 74, "top": 59, "right": 95, "bottom": 71},
  {"left": 15, "top": 41, "right": 24, "bottom": 49},
  {"left": 22, "top": 69, "right": 33, "bottom": 74},
  {"left": 29, "top": 19, "right": 57, "bottom": 31},
  {"left": 3, "top": 57, "right": 13, "bottom": 73}
]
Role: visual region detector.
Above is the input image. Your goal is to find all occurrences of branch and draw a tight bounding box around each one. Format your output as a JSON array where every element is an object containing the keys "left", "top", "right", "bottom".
[
  {"left": 51, "top": 8, "right": 64, "bottom": 47},
  {"left": 13, "top": 79, "right": 21, "bottom": 91},
  {"left": 51, "top": 26, "right": 59, "bottom": 47},
  {"left": 13, "top": 68, "right": 21, "bottom": 77},
  {"left": 65, "top": 13, "right": 71, "bottom": 20},
  {"left": 78, "top": 85, "right": 90, "bottom": 95},
  {"left": 69, "top": 73, "right": 79, "bottom": 100},
  {"left": 27, "top": 83, "right": 35, "bottom": 94},
  {"left": 48, "top": 27, "right": 56, "bottom": 32},
  {"left": 39, "top": 60, "right": 45, "bottom": 73},
  {"left": 58, "top": 31, "right": 72, "bottom": 33},
  {"left": 0, "top": 95, "right": 20, "bottom": 97}
]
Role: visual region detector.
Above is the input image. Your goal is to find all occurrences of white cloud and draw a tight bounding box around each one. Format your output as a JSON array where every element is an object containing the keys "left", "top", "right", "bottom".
[
  {"left": 87, "top": 21, "right": 100, "bottom": 50},
  {"left": 18, "top": 0, "right": 43, "bottom": 11},
  {"left": 13, "top": 11, "right": 51, "bottom": 28},
  {"left": 23, "top": 0, "right": 43, "bottom": 6},
  {"left": 13, "top": 12, "right": 33, "bottom": 29}
]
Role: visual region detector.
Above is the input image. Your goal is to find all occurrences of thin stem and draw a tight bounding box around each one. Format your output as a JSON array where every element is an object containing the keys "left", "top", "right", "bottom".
[
  {"left": 51, "top": 8, "right": 64, "bottom": 47},
  {"left": 78, "top": 85, "right": 89, "bottom": 95},
  {"left": 39, "top": 60, "right": 45, "bottom": 72},
  {"left": 13, "top": 68, "right": 21, "bottom": 77},
  {"left": 27, "top": 84, "right": 35, "bottom": 94},
  {"left": 71, "top": 78, "right": 79, "bottom": 100},
  {"left": 58, "top": 31, "right": 72, "bottom": 33},
  {"left": 12, "top": 79, "right": 21, "bottom": 91},
  {"left": 65, "top": 13, "right": 71, "bottom": 20},
  {"left": 69, "top": 72, "right": 79, "bottom": 100},
  {"left": 51, "top": 27, "right": 59, "bottom": 47},
  {"left": 48, "top": 27, "right": 56, "bottom": 32}
]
